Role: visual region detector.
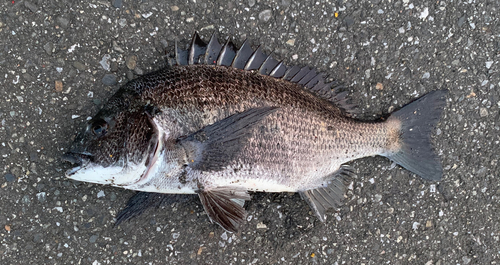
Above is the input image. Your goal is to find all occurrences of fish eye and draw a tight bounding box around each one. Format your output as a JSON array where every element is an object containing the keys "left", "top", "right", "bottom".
[{"left": 91, "top": 120, "right": 108, "bottom": 136}]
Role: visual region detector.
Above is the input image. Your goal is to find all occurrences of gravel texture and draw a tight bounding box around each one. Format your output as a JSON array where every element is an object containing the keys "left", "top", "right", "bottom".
[{"left": 1, "top": 0, "right": 499, "bottom": 264}]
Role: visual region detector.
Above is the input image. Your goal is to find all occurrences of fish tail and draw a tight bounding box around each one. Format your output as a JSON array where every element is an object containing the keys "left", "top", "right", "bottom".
[{"left": 383, "top": 90, "right": 448, "bottom": 180}]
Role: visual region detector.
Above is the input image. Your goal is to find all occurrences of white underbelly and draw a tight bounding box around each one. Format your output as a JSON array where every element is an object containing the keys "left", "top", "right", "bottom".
[{"left": 210, "top": 177, "right": 297, "bottom": 193}]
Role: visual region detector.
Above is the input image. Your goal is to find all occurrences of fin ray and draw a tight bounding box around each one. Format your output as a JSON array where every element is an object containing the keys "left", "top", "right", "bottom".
[
  {"left": 283, "top": 65, "right": 301, "bottom": 81},
  {"left": 198, "top": 186, "right": 251, "bottom": 232},
  {"left": 290, "top": 66, "right": 311, "bottom": 83},
  {"left": 304, "top": 74, "right": 322, "bottom": 89},
  {"left": 205, "top": 33, "right": 222, "bottom": 65},
  {"left": 244, "top": 46, "right": 267, "bottom": 70},
  {"left": 259, "top": 54, "right": 280, "bottom": 75},
  {"left": 232, "top": 40, "right": 253, "bottom": 69},
  {"left": 269, "top": 61, "right": 287, "bottom": 78},
  {"left": 175, "top": 41, "right": 189, "bottom": 65},
  {"left": 297, "top": 69, "right": 318, "bottom": 86},
  {"left": 299, "top": 165, "right": 354, "bottom": 222},
  {"left": 188, "top": 32, "right": 207, "bottom": 65},
  {"left": 217, "top": 40, "right": 238, "bottom": 66}
]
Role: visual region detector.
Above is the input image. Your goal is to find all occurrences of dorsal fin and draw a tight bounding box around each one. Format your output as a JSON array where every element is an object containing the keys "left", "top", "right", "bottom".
[
  {"left": 217, "top": 39, "right": 238, "bottom": 66},
  {"left": 232, "top": 40, "right": 253, "bottom": 69},
  {"left": 269, "top": 61, "right": 287, "bottom": 78},
  {"left": 283, "top": 65, "right": 301, "bottom": 81},
  {"left": 304, "top": 73, "right": 322, "bottom": 89},
  {"left": 174, "top": 33, "right": 357, "bottom": 115},
  {"left": 290, "top": 66, "right": 311, "bottom": 83},
  {"left": 245, "top": 46, "right": 267, "bottom": 70},
  {"left": 205, "top": 33, "right": 222, "bottom": 65},
  {"left": 298, "top": 69, "right": 319, "bottom": 86},
  {"left": 189, "top": 32, "right": 207, "bottom": 65},
  {"left": 175, "top": 40, "right": 189, "bottom": 66},
  {"left": 259, "top": 54, "right": 280, "bottom": 75}
]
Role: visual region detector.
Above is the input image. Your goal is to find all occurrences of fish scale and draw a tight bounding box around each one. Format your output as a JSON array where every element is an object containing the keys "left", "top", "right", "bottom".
[{"left": 63, "top": 33, "right": 447, "bottom": 232}]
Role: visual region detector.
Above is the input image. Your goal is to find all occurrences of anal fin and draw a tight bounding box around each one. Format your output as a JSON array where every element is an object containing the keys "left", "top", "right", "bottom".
[
  {"left": 198, "top": 187, "right": 251, "bottom": 232},
  {"left": 299, "top": 165, "right": 355, "bottom": 222}
]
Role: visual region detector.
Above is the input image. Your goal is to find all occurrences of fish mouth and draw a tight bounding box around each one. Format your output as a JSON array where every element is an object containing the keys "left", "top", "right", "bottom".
[
  {"left": 61, "top": 150, "right": 150, "bottom": 186},
  {"left": 61, "top": 152, "right": 92, "bottom": 176}
]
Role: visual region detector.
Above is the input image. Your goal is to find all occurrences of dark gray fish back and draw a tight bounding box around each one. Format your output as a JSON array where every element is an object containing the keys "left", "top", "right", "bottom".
[{"left": 173, "top": 32, "right": 356, "bottom": 115}]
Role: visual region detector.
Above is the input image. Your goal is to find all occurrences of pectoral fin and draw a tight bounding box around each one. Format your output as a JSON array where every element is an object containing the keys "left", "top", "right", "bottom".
[
  {"left": 179, "top": 107, "right": 278, "bottom": 172},
  {"left": 198, "top": 187, "right": 251, "bottom": 232},
  {"left": 299, "top": 165, "right": 355, "bottom": 222}
]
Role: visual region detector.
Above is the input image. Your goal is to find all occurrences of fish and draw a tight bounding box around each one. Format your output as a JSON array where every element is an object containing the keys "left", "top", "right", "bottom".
[{"left": 62, "top": 33, "right": 448, "bottom": 232}]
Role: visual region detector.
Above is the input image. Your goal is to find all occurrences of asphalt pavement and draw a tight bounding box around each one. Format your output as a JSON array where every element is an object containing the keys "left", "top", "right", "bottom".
[{"left": 1, "top": 0, "right": 499, "bottom": 264}]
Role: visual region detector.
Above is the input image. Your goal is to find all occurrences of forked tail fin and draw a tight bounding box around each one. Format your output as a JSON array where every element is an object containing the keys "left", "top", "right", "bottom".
[{"left": 383, "top": 90, "right": 448, "bottom": 181}]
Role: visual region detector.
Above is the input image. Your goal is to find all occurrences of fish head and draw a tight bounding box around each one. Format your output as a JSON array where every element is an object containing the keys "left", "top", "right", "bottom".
[{"left": 62, "top": 101, "right": 161, "bottom": 187}]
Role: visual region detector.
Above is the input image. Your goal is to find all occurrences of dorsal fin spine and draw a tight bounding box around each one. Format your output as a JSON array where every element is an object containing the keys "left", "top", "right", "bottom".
[
  {"left": 205, "top": 33, "right": 222, "bottom": 65},
  {"left": 269, "top": 61, "right": 287, "bottom": 78},
  {"left": 175, "top": 40, "right": 188, "bottom": 66},
  {"left": 175, "top": 40, "right": 180, "bottom": 65},
  {"left": 298, "top": 69, "right": 318, "bottom": 86},
  {"left": 290, "top": 66, "right": 311, "bottom": 83},
  {"left": 283, "top": 65, "right": 301, "bottom": 81},
  {"left": 189, "top": 32, "right": 207, "bottom": 65},
  {"left": 217, "top": 39, "right": 237, "bottom": 66},
  {"left": 232, "top": 40, "right": 253, "bottom": 69},
  {"left": 305, "top": 74, "right": 322, "bottom": 89},
  {"left": 259, "top": 54, "right": 280, "bottom": 75},
  {"left": 244, "top": 46, "right": 267, "bottom": 70}
]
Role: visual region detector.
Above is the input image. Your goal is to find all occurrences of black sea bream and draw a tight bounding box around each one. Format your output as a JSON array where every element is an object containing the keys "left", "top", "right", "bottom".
[{"left": 62, "top": 33, "right": 448, "bottom": 232}]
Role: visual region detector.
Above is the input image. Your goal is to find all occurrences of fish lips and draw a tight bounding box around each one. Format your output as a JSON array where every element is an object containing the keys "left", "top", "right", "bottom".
[{"left": 61, "top": 152, "right": 92, "bottom": 176}]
